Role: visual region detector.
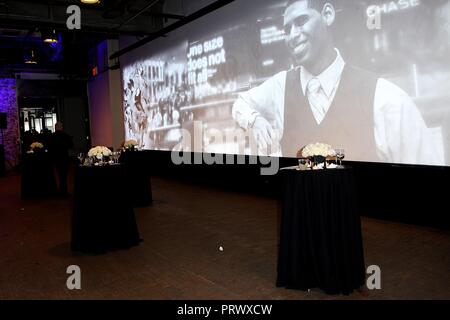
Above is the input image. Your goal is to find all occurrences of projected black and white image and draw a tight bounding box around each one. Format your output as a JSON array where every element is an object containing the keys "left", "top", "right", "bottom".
[{"left": 122, "top": 0, "right": 450, "bottom": 166}]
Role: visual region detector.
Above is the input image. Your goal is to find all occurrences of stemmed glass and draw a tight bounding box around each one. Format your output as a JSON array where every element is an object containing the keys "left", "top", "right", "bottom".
[
  {"left": 112, "top": 151, "right": 121, "bottom": 164},
  {"left": 298, "top": 158, "right": 306, "bottom": 169},
  {"left": 77, "top": 152, "right": 85, "bottom": 166},
  {"left": 97, "top": 154, "right": 104, "bottom": 165},
  {"left": 335, "top": 149, "right": 345, "bottom": 167}
]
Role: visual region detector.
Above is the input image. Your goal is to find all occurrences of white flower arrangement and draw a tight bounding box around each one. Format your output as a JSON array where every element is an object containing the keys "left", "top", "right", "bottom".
[
  {"left": 88, "top": 146, "right": 112, "bottom": 159},
  {"left": 301, "top": 143, "right": 336, "bottom": 158},
  {"left": 30, "top": 142, "right": 44, "bottom": 150},
  {"left": 123, "top": 139, "right": 138, "bottom": 149}
]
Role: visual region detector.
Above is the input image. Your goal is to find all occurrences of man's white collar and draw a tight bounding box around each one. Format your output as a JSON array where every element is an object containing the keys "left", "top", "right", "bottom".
[{"left": 300, "top": 49, "right": 346, "bottom": 97}]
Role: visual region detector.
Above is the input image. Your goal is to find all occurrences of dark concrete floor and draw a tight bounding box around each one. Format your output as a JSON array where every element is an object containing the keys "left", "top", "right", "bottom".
[{"left": 0, "top": 170, "right": 449, "bottom": 300}]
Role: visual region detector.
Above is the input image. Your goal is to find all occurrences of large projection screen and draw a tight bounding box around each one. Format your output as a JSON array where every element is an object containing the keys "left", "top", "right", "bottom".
[{"left": 121, "top": 0, "right": 450, "bottom": 166}]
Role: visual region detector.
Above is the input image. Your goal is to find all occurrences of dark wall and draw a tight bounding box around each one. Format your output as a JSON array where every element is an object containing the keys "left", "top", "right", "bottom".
[
  {"left": 16, "top": 79, "right": 87, "bottom": 97},
  {"left": 141, "top": 150, "right": 450, "bottom": 230},
  {"left": 0, "top": 145, "right": 5, "bottom": 176},
  {"left": 57, "top": 96, "right": 90, "bottom": 156}
]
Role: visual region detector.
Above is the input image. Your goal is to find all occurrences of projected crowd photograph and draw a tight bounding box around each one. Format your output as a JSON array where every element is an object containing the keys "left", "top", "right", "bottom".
[{"left": 123, "top": 0, "right": 449, "bottom": 166}]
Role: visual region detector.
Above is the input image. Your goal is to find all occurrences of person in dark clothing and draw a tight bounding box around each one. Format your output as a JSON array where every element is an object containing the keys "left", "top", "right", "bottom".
[
  {"left": 22, "top": 129, "right": 39, "bottom": 153},
  {"left": 50, "top": 122, "right": 73, "bottom": 196},
  {"left": 39, "top": 128, "right": 52, "bottom": 150}
]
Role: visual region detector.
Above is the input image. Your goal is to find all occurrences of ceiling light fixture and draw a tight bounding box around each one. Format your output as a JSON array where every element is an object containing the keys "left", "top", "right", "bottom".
[
  {"left": 43, "top": 29, "right": 58, "bottom": 43},
  {"left": 24, "top": 50, "right": 37, "bottom": 64},
  {"left": 80, "top": 0, "right": 100, "bottom": 4}
]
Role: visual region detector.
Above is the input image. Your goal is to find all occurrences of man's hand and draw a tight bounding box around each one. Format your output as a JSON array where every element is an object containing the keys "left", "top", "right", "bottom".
[{"left": 251, "top": 116, "right": 276, "bottom": 153}]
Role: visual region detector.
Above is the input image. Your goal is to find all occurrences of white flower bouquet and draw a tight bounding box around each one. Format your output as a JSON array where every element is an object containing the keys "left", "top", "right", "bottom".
[
  {"left": 30, "top": 142, "right": 44, "bottom": 150},
  {"left": 301, "top": 143, "right": 336, "bottom": 158},
  {"left": 123, "top": 139, "right": 138, "bottom": 150},
  {"left": 88, "top": 146, "right": 112, "bottom": 159}
]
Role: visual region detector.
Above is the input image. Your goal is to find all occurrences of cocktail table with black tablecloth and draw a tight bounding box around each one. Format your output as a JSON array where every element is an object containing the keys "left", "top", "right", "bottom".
[
  {"left": 120, "top": 150, "right": 152, "bottom": 207},
  {"left": 71, "top": 164, "right": 141, "bottom": 253},
  {"left": 276, "top": 167, "right": 365, "bottom": 295},
  {"left": 21, "top": 151, "right": 57, "bottom": 198}
]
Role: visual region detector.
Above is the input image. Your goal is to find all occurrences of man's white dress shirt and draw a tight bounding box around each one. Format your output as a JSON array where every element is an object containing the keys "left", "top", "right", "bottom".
[{"left": 232, "top": 50, "right": 444, "bottom": 165}]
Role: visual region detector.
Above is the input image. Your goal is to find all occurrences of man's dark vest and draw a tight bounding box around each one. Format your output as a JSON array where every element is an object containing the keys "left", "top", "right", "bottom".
[{"left": 281, "top": 65, "right": 378, "bottom": 160}]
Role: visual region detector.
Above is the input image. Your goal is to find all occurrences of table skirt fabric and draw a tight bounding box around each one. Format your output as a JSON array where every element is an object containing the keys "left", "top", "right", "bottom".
[
  {"left": 71, "top": 164, "right": 141, "bottom": 253},
  {"left": 276, "top": 168, "right": 366, "bottom": 295}
]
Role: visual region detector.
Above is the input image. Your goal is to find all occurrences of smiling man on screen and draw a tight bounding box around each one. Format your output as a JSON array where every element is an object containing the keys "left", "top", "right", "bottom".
[{"left": 232, "top": 0, "right": 444, "bottom": 165}]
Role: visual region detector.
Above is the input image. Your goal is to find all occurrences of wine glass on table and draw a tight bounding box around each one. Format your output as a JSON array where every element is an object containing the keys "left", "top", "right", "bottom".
[
  {"left": 77, "top": 152, "right": 85, "bottom": 166},
  {"left": 113, "top": 151, "right": 121, "bottom": 164},
  {"left": 335, "top": 149, "right": 345, "bottom": 167}
]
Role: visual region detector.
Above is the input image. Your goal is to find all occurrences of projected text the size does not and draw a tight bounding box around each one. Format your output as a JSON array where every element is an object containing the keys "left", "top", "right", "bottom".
[
  {"left": 187, "top": 49, "right": 226, "bottom": 72},
  {"left": 188, "top": 36, "right": 224, "bottom": 58},
  {"left": 187, "top": 36, "right": 226, "bottom": 85}
]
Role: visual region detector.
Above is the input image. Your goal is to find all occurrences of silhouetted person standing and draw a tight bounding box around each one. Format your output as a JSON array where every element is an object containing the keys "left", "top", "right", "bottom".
[
  {"left": 51, "top": 122, "right": 73, "bottom": 196},
  {"left": 39, "top": 128, "right": 52, "bottom": 150}
]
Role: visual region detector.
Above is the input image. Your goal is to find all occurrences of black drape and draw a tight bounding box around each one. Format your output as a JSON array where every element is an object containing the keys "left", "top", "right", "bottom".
[
  {"left": 276, "top": 168, "right": 365, "bottom": 295},
  {"left": 21, "top": 152, "right": 57, "bottom": 198},
  {"left": 71, "top": 164, "right": 141, "bottom": 253},
  {"left": 120, "top": 150, "right": 153, "bottom": 207}
]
